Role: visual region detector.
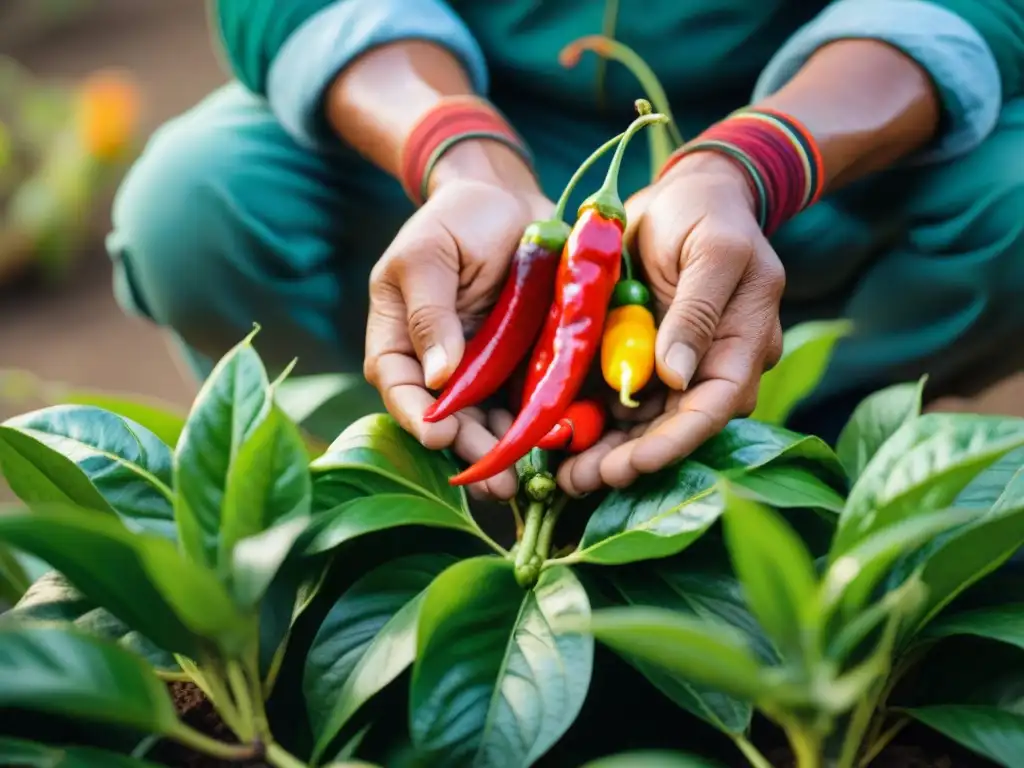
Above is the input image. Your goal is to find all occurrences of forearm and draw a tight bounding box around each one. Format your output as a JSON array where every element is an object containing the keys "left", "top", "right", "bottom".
[
  {"left": 325, "top": 42, "right": 537, "bottom": 195},
  {"left": 757, "top": 39, "right": 940, "bottom": 191}
]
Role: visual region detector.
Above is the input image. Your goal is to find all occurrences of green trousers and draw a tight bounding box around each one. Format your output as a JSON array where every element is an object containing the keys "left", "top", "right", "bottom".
[{"left": 107, "top": 84, "right": 1024, "bottom": 438}]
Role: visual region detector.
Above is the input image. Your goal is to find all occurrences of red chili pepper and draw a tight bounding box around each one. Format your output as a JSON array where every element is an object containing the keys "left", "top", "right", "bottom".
[
  {"left": 424, "top": 131, "right": 631, "bottom": 423},
  {"left": 450, "top": 106, "right": 667, "bottom": 486},
  {"left": 424, "top": 223, "right": 566, "bottom": 423},
  {"left": 537, "top": 399, "right": 606, "bottom": 452}
]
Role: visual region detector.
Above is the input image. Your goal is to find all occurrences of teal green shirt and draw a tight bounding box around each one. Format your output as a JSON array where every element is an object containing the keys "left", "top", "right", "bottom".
[{"left": 210, "top": 0, "right": 1020, "bottom": 163}]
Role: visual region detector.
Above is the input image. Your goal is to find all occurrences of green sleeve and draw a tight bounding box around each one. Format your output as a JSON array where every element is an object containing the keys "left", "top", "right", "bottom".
[
  {"left": 930, "top": 0, "right": 1024, "bottom": 100},
  {"left": 210, "top": 0, "right": 339, "bottom": 95}
]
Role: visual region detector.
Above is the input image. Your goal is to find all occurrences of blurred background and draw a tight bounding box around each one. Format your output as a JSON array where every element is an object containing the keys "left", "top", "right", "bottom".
[{"left": 0, "top": 0, "right": 1022, "bottom": 452}]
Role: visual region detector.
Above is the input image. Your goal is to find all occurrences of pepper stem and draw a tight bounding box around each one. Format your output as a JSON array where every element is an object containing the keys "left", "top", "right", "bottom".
[
  {"left": 621, "top": 244, "right": 635, "bottom": 282},
  {"left": 552, "top": 132, "right": 624, "bottom": 222},
  {"left": 581, "top": 101, "right": 669, "bottom": 224},
  {"left": 620, "top": 369, "right": 639, "bottom": 409}
]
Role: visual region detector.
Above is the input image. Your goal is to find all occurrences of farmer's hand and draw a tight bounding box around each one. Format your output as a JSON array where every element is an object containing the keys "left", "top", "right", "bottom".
[
  {"left": 558, "top": 152, "right": 785, "bottom": 495},
  {"left": 365, "top": 141, "right": 552, "bottom": 500}
]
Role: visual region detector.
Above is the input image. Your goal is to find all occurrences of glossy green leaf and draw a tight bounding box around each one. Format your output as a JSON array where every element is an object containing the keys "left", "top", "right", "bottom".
[
  {"left": 0, "top": 506, "right": 250, "bottom": 657},
  {"left": 606, "top": 561, "right": 775, "bottom": 734},
  {"left": 835, "top": 378, "right": 925, "bottom": 481},
  {"left": 582, "top": 752, "right": 722, "bottom": 768},
  {"left": 174, "top": 332, "right": 271, "bottom": 568},
  {"left": 0, "top": 738, "right": 164, "bottom": 767},
  {"left": 0, "top": 426, "right": 112, "bottom": 514},
  {"left": 220, "top": 404, "right": 312, "bottom": 606},
  {"left": 750, "top": 319, "right": 852, "bottom": 425},
  {"left": 411, "top": 557, "right": 592, "bottom": 768},
  {"left": 834, "top": 414, "right": 1024, "bottom": 556},
  {"left": 274, "top": 373, "right": 382, "bottom": 442},
  {"left": 575, "top": 462, "right": 722, "bottom": 565},
  {"left": 905, "top": 501, "right": 1024, "bottom": 634},
  {"left": 821, "top": 506, "right": 978, "bottom": 622},
  {"left": 306, "top": 554, "right": 456, "bottom": 761},
  {"left": 0, "top": 544, "right": 30, "bottom": 604},
  {"left": 564, "top": 605, "right": 767, "bottom": 701},
  {"left": 923, "top": 604, "right": 1024, "bottom": 651},
  {"left": 728, "top": 464, "right": 845, "bottom": 514},
  {"left": 693, "top": 419, "right": 845, "bottom": 479},
  {"left": 311, "top": 414, "right": 463, "bottom": 511},
  {"left": 0, "top": 625, "right": 179, "bottom": 734},
  {"left": 303, "top": 493, "right": 481, "bottom": 555},
  {"left": 3, "top": 405, "right": 175, "bottom": 536},
  {"left": 3, "top": 571, "right": 179, "bottom": 671},
  {"left": 957, "top": 450, "right": 1024, "bottom": 509},
  {"left": 721, "top": 484, "right": 818, "bottom": 661},
  {"left": 905, "top": 706, "right": 1024, "bottom": 768}
]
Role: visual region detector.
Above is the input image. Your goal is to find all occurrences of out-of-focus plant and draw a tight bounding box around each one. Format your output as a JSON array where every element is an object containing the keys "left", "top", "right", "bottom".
[{"left": 0, "top": 57, "right": 141, "bottom": 285}]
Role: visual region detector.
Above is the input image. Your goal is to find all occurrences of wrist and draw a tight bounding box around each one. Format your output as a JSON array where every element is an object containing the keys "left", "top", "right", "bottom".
[
  {"left": 427, "top": 139, "right": 540, "bottom": 196},
  {"left": 661, "top": 151, "right": 758, "bottom": 216}
]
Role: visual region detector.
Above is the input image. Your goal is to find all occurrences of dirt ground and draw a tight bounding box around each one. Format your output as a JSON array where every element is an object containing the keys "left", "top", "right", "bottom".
[{"left": 0, "top": 0, "right": 1022, "bottom": 424}]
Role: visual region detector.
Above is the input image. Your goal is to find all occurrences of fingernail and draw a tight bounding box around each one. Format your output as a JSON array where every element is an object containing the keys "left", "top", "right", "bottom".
[
  {"left": 423, "top": 346, "right": 448, "bottom": 387},
  {"left": 665, "top": 343, "right": 698, "bottom": 388}
]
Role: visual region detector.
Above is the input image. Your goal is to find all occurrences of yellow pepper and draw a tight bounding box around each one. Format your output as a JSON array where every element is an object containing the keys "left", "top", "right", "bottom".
[
  {"left": 78, "top": 70, "right": 141, "bottom": 162},
  {"left": 601, "top": 303, "right": 656, "bottom": 407}
]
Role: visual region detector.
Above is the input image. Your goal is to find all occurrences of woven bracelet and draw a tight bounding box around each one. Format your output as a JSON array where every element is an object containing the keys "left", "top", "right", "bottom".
[{"left": 399, "top": 95, "right": 533, "bottom": 206}]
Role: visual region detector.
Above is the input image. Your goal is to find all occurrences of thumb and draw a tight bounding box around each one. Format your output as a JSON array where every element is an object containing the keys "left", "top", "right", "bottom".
[{"left": 400, "top": 259, "right": 466, "bottom": 390}]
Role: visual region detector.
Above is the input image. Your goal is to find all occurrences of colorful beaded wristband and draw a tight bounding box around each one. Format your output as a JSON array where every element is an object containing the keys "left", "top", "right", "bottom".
[
  {"left": 399, "top": 95, "right": 533, "bottom": 206},
  {"left": 657, "top": 107, "right": 825, "bottom": 236}
]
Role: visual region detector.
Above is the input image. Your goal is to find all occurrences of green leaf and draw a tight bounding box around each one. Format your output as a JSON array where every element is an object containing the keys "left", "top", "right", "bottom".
[
  {"left": 821, "top": 507, "right": 978, "bottom": 623},
  {"left": 694, "top": 419, "right": 845, "bottom": 479},
  {"left": 0, "top": 625, "right": 179, "bottom": 734},
  {"left": 605, "top": 561, "right": 775, "bottom": 734},
  {"left": 728, "top": 464, "right": 845, "bottom": 514},
  {"left": 0, "top": 544, "right": 30, "bottom": 604},
  {"left": 0, "top": 426, "right": 113, "bottom": 514},
  {"left": 906, "top": 501, "right": 1024, "bottom": 633},
  {"left": 303, "top": 494, "right": 481, "bottom": 555},
  {"left": 3, "top": 405, "right": 175, "bottom": 536},
  {"left": 923, "top": 604, "right": 1024, "bottom": 651},
  {"left": 220, "top": 404, "right": 312, "bottom": 606},
  {"left": 305, "top": 554, "right": 456, "bottom": 761},
  {"left": 0, "top": 505, "right": 250, "bottom": 657},
  {"left": 274, "top": 373, "right": 382, "bottom": 442},
  {"left": 905, "top": 705, "right": 1024, "bottom": 768},
  {"left": 581, "top": 752, "right": 722, "bottom": 768},
  {"left": 411, "top": 557, "right": 592, "bottom": 768},
  {"left": 958, "top": 452, "right": 1024, "bottom": 510},
  {"left": 750, "top": 319, "right": 852, "bottom": 425},
  {"left": 834, "top": 414, "right": 1024, "bottom": 556},
  {"left": 174, "top": 332, "right": 272, "bottom": 568},
  {"left": 835, "top": 378, "right": 925, "bottom": 481},
  {"left": 3, "top": 571, "right": 179, "bottom": 671},
  {"left": 0, "top": 738, "right": 164, "bottom": 767},
  {"left": 311, "top": 414, "right": 463, "bottom": 512},
  {"left": 575, "top": 462, "right": 722, "bottom": 565},
  {"left": 564, "top": 605, "right": 767, "bottom": 701},
  {"left": 721, "top": 484, "right": 818, "bottom": 661}
]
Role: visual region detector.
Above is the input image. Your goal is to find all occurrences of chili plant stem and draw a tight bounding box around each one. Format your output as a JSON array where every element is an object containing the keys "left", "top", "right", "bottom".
[
  {"left": 168, "top": 723, "right": 258, "bottom": 762},
  {"left": 788, "top": 727, "right": 822, "bottom": 768},
  {"left": 732, "top": 735, "right": 774, "bottom": 768},
  {"left": 227, "top": 661, "right": 256, "bottom": 741},
  {"left": 858, "top": 717, "right": 909, "bottom": 768},
  {"left": 535, "top": 493, "right": 569, "bottom": 562},
  {"left": 509, "top": 496, "right": 525, "bottom": 540},
  {"left": 515, "top": 502, "right": 544, "bottom": 569},
  {"left": 266, "top": 741, "right": 309, "bottom": 768}
]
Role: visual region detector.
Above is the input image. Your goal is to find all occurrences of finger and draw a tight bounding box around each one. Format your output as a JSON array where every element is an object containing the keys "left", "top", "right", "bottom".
[
  {"left": 374, "top": 352, "right": 458, "bottom": 450},
  {"left": 623, "top": 186, "right": 654, "bottom": 253},
  {"left": 399, "top": 256, "right": 466, "bottom": 390},
  {"left": 610, "top": 390, "right": 665, "bottom": 423},
  {"left": 655, "top": 231, "right": 752, "bottom": 390},
  {"left": 556, "top": 431, "right": 629, "bottom": 497},
  {"left": 452, "top": 411, "right": 517, "bottom": 500},
  {"left": 488, "top": 409, "right": 514, "bottom": 438}
]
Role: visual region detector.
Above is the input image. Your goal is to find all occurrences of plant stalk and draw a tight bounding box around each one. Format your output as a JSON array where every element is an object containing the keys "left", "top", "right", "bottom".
[
  {"left": 514, "top": 501, "right": 545, "bottom": 586},
  {"left": 535, "top": 493, "right": 569, "bottom": 562},
  {"left": 169, "top": 723, "right": 258, "bottom": 762},
  {"left": 509, "top": 496, "right": 525, "bottom": 540},
  {"left": 226, "top": 661, "right": 256, "bottom": 742},
  {"left": 265, "top": 742, "right": 308, "bottom": 768},
  {"left": 733, "top": 734, "right": 774, "bottom": 768},
  {"left": 788, "top": 726, "right": 822, "bottom": 768},
  {"left": 858, "top": 717, "right": 909, "bottom": 768}
]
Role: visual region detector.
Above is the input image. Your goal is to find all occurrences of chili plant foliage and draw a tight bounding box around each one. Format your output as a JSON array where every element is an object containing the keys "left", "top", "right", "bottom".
[{"left": 2, "top": 324, "right": 1024, "bottom": 767}]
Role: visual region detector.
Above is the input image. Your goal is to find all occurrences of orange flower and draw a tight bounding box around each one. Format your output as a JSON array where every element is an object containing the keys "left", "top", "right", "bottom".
[{"left": 78, "top": 70, "right": 141, "bottom": 161}]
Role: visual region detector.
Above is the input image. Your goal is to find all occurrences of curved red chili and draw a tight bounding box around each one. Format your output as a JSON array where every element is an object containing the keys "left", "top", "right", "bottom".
[
  {"left": 424, "top": 131, "right": 631, "bottom": 424},
  {"left": 450, "top": 106, "right": 667, "bottom": 487},
  {"left": 424, "top": 223, "right": 566, "bottom": 423},
  {"left": 537, "top": 399, "right": 606, "bottom": 452}
]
